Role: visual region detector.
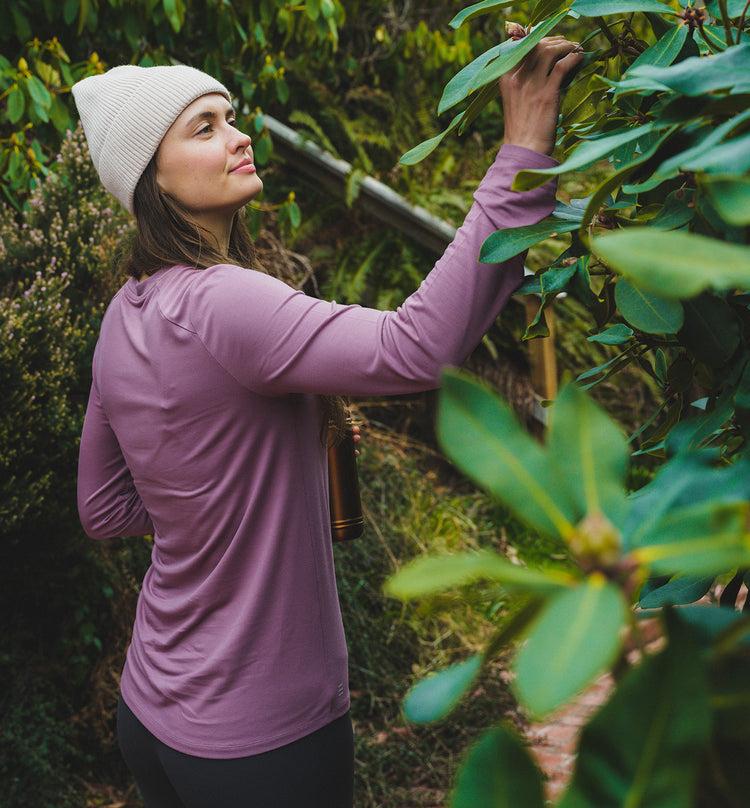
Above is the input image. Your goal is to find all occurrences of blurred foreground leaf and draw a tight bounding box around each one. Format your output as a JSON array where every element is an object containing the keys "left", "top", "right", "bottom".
[{"left": 514, "top": 576, "right": 627, "bottom": 717}]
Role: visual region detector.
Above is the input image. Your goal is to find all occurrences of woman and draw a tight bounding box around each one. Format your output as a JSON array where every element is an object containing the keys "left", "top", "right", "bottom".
[{"left": 75, "top": 38, "right": 581, "bottom": 808}]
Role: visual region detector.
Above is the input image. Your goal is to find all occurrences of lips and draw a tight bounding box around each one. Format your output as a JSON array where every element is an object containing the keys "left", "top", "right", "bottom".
[{"left": 230, "top": 157, "right": 256, "bottom": 174}]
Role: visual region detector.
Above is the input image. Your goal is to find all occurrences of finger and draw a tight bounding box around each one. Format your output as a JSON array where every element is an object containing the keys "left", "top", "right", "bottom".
[
  {"left": 509, "top": 39, "right": 577, "bottom": 84},
  {"left": 539, "top": 41, "right": 582, "bottom": 74},
  {"left": 549, "top": 48, "right": 585, "bottom": 82}
]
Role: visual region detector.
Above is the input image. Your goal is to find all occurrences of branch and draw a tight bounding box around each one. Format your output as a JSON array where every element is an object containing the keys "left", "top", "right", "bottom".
[
  {"left": 717, "top": 0, "right": 735, "bottom": 46},
  {"left": 594, "top": 15, "right": 619, "bottom": 47},
  {"left": 736, "top": 0, "right": 750, "bottom": 42}
]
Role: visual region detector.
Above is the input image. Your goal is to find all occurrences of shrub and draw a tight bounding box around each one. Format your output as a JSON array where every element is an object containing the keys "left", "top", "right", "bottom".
[
  {"left": 0, "top": 126, "right": 137, "bottom": 807},
  {"left": 389, "top": 1, "right": 750, "bottom": 806}
]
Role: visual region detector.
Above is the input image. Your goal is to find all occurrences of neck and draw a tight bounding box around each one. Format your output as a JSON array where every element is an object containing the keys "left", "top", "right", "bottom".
[{"left": 195, "top": 212, "right": 233, "bottom": 257}]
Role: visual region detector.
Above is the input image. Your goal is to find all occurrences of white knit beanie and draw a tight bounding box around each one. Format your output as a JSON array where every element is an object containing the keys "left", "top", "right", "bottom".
[{"left": 72, "top": 64, "right": 230, "bottom": 215}]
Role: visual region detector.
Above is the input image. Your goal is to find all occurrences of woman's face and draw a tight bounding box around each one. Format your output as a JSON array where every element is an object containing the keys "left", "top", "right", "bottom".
[{"left": 156, "top": 93, "right": 263, "bottom": 237}]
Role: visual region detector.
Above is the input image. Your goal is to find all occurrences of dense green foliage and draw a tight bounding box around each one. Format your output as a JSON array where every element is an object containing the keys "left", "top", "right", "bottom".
[
  {"left": 1, "top": 0, "right": 500, "bottom": 209},
  {"left": 387, "top": 1, "right": 750, "bottom": 806},
  {"left": 0, "top": 124, "right": 134, "bottom": 806},
  {"left": 5, "top": 0, "right": 750, "bottom": 805}
]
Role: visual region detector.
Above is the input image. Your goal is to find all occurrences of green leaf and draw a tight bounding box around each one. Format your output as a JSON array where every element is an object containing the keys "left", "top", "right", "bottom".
[
  {"left": 398, "top": 112, "right": 462, "bottom": 165},
  {"left": 384, "top": 550, "right": 572, "bottom": 602},
  {"left": 663, "top": 391, "right": 735, "bottom": 455},
  {"left": 479, "top": 217, "right": 580, "bottom": 264},
  {"left": 286, "top": 201, "right": 301, "bottom": 229},
  {"left": 451, "top": 726, "right": 546, "bottom": 808},
  {"left": 561, "top": 74, "right": 609, "bottom": 128},
  {"left": 576, "top": 351, "right": 627, "bottom": 382},
  {"left": 440, "top": 10, "right": 570, "bottom": 115},
  {"left": 275, "top": 76, "right": 290, "bottom": 105},
  {"left": 49, "top": 94, "right": 72, "bottom": 134},
  {"left": 76, "top": 0, "right": 91, "bottom": 35},
  {"left": 63, "top": 0, "right": 78, "bottom": 25},
  {"left": 514, "top": 578, "right": 628, "bottom": 718},
  {"left": 469, "top": 10, "right": 572, "bottom": 90},
  {"left": 8, "top": 147, "right": 24, "bottom": 182},
  {"left": 163, "top": 0, "right": 185, "bottom": 32},
  {"left": 679, "top": 294, "right": 741, "bottom": 368},
  {"left": 7, "top": 87, "right": 25, "bottom": 124},
  {"left": 530, "top": 0, "right": 572, "bottom": 25},
  {"left": 484, "top": 599, "right": 547, "bottom": 661},
  {"left": 676, "top": 604, "right": 750, "bottom": 647},
  {"left": 457, "top": 79, "right": 501, "bottom": 135},
  {"left": 705, "top": 0, "right": 750, "bottom": 18},
  {"left": 571, "top": 0, "right": 678, "bottom": 15},
  {"left": 26, "top": 75, "right": 52, "bottom": 110},
  {"left": 253, "top": 132, "right": 271, "bottom": 166},
  {"left": 736, "top": 361, "right": 750, "bottom": 417},
  {"left": 553, "top": 198, "right": 589, "bottom": 221},
  {"left": 547, "top": 381, "right": 630, "bottom": 527},
  {"left": 638, "top": 575, "right": 714, "bottom": 608},
  {"left": 647, "top": 188, "right": 695, "bottom": 231},
  {"left": 690, "top": 132, "right": 750, "bottom": 175},
  {"left": 593, "top": 231, "right": 750, "bottom": 299},
  {"left": 587, "top": 324, "right": 634, "bottom": 344},
  {"left": 449, "top": 0, "right": 518, "bottom": 29},
  {"left": 512, "top": 122, "right": 662, "bottom": 191},
  {"left": 614, "top": 278, "right": 684, "bottom": 334},
  {"left": 438, "top": 44, "right": 505, "bottom": 115},
  {"left": 632, "top": 501, "right": 750, "bottom": 577},
  {"left": 654, "top": 348, "right": 667, "bottom": 383},
  {"left": 404, "top": 655, "right": 482, "bottom": 723},
  {"left": 628, "top": 24, "right": 688, "bottom": 71},
  {"left": 578, "top": 125, "right": 679, "bottom": 233},
  {"left": 437, "top": 370, "right": 578, "bottom": 538},
  {"left": 522, "top": 263, "right": 579, "bottom": 338},
  {"left": 699, "top": 175, "right": 750, "bottom": 226},
  {"left": 624, "top": 42, "right": 750, "bottom": 96},
  {"left": 561, "top": 612, "right": 710, "bottom": 808},
  {"left": 654, "top": 109, "right": 750, "bottom": 178}
]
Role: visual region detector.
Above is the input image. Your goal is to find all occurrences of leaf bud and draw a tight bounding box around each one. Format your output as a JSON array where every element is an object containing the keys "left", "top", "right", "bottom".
[
  {"left": 569, "top": 510, "right": 622, "bottom": 570},
  {"left": 505, "top": 21, "right": 528, "bottom": 40},
  {"left": 680, "top": 6, "right": 707, "bottom": 28}
]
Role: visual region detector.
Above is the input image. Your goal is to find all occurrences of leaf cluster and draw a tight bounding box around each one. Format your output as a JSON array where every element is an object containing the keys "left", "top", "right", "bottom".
[{"left": 387, "top": 0, "right": 750, "bottom": 806}]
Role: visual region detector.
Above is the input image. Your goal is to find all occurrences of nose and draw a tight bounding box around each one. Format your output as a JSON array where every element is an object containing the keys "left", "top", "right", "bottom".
[{"left": 231, "top": 127, "right": 252, "bottom": 153}]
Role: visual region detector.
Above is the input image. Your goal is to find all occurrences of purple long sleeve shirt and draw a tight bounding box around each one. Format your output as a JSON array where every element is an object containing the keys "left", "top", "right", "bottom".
[{"left": 77, "top": 145, "right": 557, "bottom": 757}]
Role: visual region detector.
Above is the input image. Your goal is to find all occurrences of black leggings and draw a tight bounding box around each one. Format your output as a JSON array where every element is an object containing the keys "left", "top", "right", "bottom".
[{"left": 117, "top": 696, "right": 354, "bottom": 808}]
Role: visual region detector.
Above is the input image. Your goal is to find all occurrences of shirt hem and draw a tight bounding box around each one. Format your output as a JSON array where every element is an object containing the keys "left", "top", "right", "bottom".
[{"left": 120, "top": 686, "right": 351, "bottom": 759}]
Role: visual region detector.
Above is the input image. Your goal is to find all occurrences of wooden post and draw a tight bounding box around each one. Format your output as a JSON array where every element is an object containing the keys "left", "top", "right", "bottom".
[{"left": 523, "top": 295, "right": 558, "bottom": 424}]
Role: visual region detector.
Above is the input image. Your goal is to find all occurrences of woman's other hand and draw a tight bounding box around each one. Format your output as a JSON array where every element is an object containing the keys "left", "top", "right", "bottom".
[{"left": 500, "top": 37, "right": 584, "bottom": 156}]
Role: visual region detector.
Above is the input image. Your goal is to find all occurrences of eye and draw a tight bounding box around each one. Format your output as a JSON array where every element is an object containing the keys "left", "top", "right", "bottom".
[{"left": 198, "top": 123, "right": 213, "bottom": 135}]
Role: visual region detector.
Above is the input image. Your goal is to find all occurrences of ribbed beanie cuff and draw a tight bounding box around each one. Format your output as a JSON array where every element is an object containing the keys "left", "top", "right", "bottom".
[{"left": 72, "top": 64, "right": 230, "bottom": 215}]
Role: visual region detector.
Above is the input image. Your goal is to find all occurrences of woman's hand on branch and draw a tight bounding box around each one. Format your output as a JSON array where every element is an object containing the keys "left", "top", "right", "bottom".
[{"left": 500, "top": 36, "right": 583, "bottom": 156}]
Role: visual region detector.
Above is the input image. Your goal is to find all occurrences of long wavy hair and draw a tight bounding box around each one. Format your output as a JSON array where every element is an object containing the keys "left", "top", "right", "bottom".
[{"left": 121, "top": 154, "right": 347, "bottom": 439}]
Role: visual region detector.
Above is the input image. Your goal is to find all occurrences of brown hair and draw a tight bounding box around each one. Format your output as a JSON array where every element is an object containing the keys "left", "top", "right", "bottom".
[{"left": 122, "top": 154, "right": 348, "bottom": 438}]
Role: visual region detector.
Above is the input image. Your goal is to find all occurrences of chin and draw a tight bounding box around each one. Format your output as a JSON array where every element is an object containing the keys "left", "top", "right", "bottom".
[{"left": 242, "top": 178, "right": 263, "bottom": 205}]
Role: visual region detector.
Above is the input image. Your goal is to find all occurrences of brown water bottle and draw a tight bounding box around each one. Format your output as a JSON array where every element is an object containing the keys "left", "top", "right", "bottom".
[{"left": 327, "top": 417, "right": 364, "bottom": 543}]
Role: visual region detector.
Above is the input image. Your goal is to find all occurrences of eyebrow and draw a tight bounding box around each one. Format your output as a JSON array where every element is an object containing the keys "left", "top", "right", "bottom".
[{"left": 184, "top": 105, "right": 235, "bottom": 129}]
